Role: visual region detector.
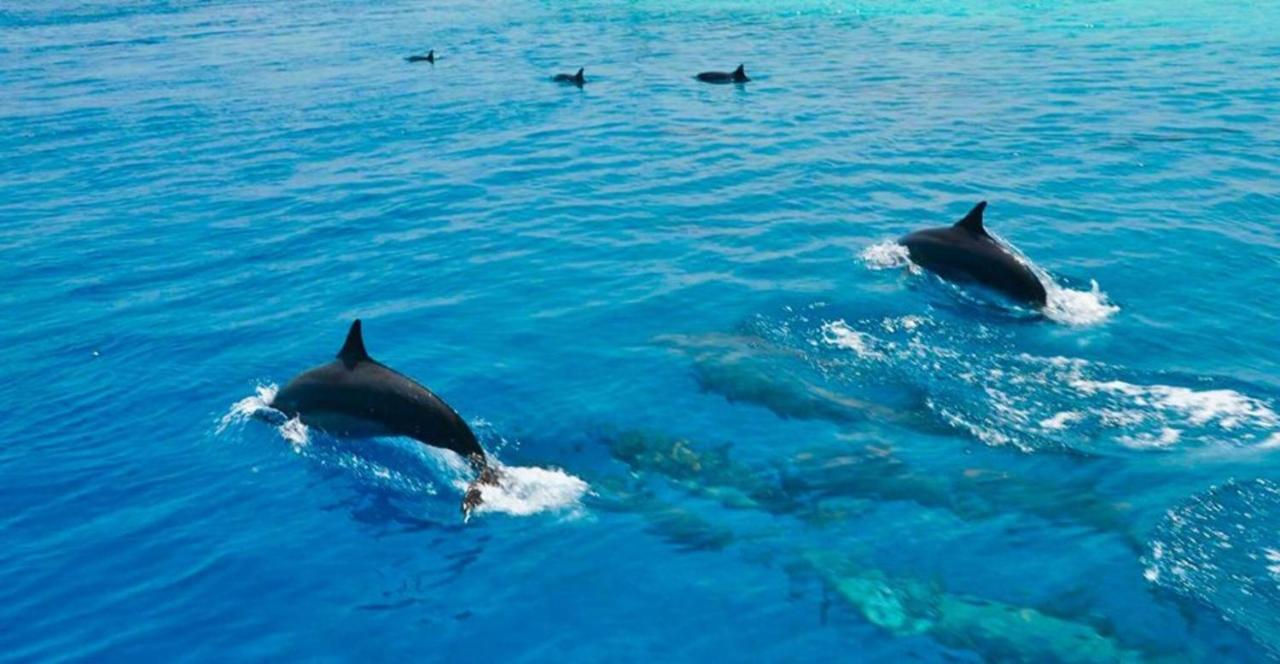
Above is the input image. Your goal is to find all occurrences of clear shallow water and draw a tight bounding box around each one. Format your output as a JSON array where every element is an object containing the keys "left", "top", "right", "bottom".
[{"left": 3, "top": 0, "right": 1280, "bottom": 660}]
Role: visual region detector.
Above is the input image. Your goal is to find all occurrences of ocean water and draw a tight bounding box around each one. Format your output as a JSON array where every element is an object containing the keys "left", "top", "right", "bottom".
[{"left": 3, "top": 0, "right": 1280, "bottom": 661}]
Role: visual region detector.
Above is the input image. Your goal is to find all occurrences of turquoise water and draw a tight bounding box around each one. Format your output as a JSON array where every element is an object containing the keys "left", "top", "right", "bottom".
[{"left": 3, "top": 0, "right": 1280, "bottom": 660}]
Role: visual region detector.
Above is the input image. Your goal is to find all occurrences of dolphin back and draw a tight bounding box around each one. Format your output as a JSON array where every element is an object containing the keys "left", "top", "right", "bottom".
[
  {"left": 271, "top": 321, "right": 485, "bottom": 461},
  {"left": 899, "top": 203, "right": 1048, "bottom": 307}
]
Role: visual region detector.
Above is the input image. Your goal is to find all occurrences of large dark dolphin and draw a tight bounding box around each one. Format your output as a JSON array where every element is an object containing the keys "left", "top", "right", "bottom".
[
  {"left": 269, "top": 319, "right": 497, "bottom": 518},
  {"left": 552, "top": 67, "right": 585, "bottom": 87},
  {"left": 898, "top": 201, "right": 1048, "bottom": 307},
  {"left": 696, "top": 64, "right": 749, "bottom": 84}
]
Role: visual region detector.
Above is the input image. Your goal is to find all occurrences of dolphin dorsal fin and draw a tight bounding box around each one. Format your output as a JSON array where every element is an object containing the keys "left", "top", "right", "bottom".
[
  {"left": 575, "top": 67, "right": 584, "bottom": 82},
  {"left": 954, "top": 201, "right": 989, "bottom": 236},
  {"left": 337, "top": 319, "right": 371, "bottom": 366},
  {"left": 734, "top": 64, "right": 745, "bottom": 76}
]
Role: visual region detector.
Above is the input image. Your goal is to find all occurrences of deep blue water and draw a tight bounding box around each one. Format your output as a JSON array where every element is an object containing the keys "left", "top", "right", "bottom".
[{"left": 4, "top": 0, "right": 1280, "bottom": 661}]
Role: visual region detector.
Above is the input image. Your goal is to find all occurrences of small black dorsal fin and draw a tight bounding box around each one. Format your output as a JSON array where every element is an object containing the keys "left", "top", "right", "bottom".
[
  {"left": 575, "top": 67, "right": 584, "bottom": 81},
  {"left": 337, "top": 319, "right": 371, "bottom": 365},
  {"left": 734, "top": 64, "right": 745, "bottom": 75},
  {"left": 954, "top": 201, "right": 989, "bottom": 236}
]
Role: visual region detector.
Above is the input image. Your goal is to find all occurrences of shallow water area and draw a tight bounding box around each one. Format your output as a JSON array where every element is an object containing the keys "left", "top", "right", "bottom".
[{"left": 4, "top": 0, "right": 1280, "bottom": 660}]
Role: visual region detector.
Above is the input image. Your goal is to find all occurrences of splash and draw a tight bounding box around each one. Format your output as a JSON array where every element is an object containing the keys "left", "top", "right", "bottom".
[
  {"left": 858, "top": 241, "right": 912, "bottom": 270},
  {"left": 217, "top": 383, "right": 279, "bottom": 433},
  {"left": 1041, "top": 278, "right": 1120, "bottom": 326},
  {"left": 217, "top": 383, "right": 310, "bottom": 448},
  {"left": 458, "top": 464, "right": 590, "bottom": 518}
]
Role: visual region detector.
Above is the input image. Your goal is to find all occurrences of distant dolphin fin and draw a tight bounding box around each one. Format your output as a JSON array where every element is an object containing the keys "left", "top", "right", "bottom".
[
  {"left": 735, "top": 64, "right": 745, "bottom": 76},
  {"left": 954, "top": 201, "right": 989, "bottom": 236},
  {"left": 337, "top": 319, "right": 371, "bottom": 366},
  {"left": 575, "top": 67, "right": 584, "bottom": 83}
]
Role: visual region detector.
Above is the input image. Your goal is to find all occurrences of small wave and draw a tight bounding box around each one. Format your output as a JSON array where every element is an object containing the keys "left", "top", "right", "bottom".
[{"left": 858, "top": 241, "right": 912, "bottom": 270}]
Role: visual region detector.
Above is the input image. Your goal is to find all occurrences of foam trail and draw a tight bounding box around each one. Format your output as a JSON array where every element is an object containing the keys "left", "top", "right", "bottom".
[{"left": 821, "top": 319, "right": 887, "bottom": 360}]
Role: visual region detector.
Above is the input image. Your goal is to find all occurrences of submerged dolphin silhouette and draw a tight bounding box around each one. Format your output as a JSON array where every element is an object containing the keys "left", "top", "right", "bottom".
[
  {"left": 898, "top": 201, "right": 1048, "bottom": 307},
  {"left": 696, "top": 64, "right": 749, "bottom": 84},
  {"left": 553, "top": 67, "right": 585, "bottom": 86},
  {"left": 269, "top": 319, "right": 496, "bottom": 518}
]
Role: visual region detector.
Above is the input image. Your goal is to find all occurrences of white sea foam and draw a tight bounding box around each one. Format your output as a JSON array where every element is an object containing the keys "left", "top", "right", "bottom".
[
  {"left": 1119, "top": 427, "right": 1182, "bottom": 449},
  {"left": 278, "top": 417, "right": 311, "bottom": 448},
  {"left": 821, "top": 319, "right": 888, "bottom": 360},
  {"left": 880, "top": 315, "right": 927, "bottom": 334},
  {"left": 858, "top": 241, "right": 911, "bottom": 270},
  {"left": 1039, "top": 411, "right": 1083, "bottom": 431},
  {"left": 1071, "top": 378, "right": 1279, "bottom": 430}
]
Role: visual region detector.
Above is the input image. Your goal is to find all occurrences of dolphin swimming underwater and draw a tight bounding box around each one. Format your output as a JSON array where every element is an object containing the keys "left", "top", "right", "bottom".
[
  {"left": 696, "top": 64, "right": 749, "bottom": 84},
  {"left": 898, "top": 201, "right": 1048, "bottom": 307},
  {"left": 406, "top": 50, "right": 435, "bottom": 63},
  {"left": 553, "top": 68, "right": 586, "bottom": 86},
  {"left": 269, "top": 319, "right": 497, "bottom": 519}
]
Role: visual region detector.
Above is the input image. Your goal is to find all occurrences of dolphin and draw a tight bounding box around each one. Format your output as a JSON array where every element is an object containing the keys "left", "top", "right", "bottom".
[
  {"left": 406, "top": 49, "right": 435, "bottom": 63},
  {"left": 552, "top": 67, "right": 586, "bottom": 87},
  {"left": 696, "top": 64, "right": 749, "bottom": 84},
  {"left": 898, "top": 201, "right": 1048, "bottom": 307},
  {"left": 269, "top": 319, "right": 496, "bottom": 518}
]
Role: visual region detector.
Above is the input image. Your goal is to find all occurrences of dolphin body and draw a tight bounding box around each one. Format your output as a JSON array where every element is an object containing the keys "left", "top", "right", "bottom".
[
  {"left": 269, "top": 319, "right": 495, "bottom": 518},
  {"left": 898, "top": 201, "right": 1048, "bottom": 307},
  {"left": 406, "top": 50, "right": 435, "bottom": 63},
  {"left": 696, "top": 64, "right": 749, "bottom": 84},
  {"left": 553, "top": 68, "right": 585, "bottom": 86}
]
